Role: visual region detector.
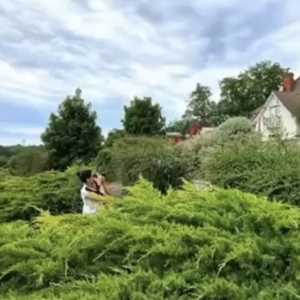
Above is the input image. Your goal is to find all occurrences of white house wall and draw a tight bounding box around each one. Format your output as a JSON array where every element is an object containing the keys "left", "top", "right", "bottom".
[{"left": 255, "top": 93, "right": 299, "bottom": 139}]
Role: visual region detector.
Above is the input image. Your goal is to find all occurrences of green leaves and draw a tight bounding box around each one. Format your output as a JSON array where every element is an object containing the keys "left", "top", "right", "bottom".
[
  {"left": 96, "top": 137, "right": 191, "bottom": 193},
  {"left": 2, "top": 181, "right": 300, "bottom": 298},
  {"left": 122, "top": 97, "right": 165, "bottom": 135},
  {"left": 202, "top": 137, "right": 300, "bottom": 206},
  {"left": 184, "top": 83, "right": 218, "bottom": 126},
  {"left": 219, "top": 61, "right": 286, "bottom": 118},
  {"left": 0, "top": 168, "right": 81, "bottom": 222},
  {"left": 42, "top": 90, "right": 103, "bottom": 170}
]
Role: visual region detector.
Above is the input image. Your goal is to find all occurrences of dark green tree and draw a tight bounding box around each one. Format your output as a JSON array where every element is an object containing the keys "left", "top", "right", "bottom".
[
  {"left": 218, "top": 61, "right": 287, "bottom": 117},
  {"left": 42, "top": 89, "right": 102, "bottom": 170},
  {"left": 122, "top": 97, "right": 165, "bottom": 135},
  {"left": 184, "top": 83, "right": 218, "bottom": 126}
]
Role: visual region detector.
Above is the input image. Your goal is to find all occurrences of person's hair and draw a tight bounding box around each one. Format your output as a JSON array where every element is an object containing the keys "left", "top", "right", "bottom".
[{"left": 77, "top": 170, "right": 92, "bottom": 183}]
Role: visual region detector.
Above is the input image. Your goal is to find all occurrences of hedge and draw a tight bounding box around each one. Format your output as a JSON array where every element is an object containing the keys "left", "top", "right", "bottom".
[
  {"left": 201, "top": 137, "right": 300, "bottom": 206},
  {"left": 1, "top": 180, "right": 300, "bottom": 299},
  {"left": 0, "top": 167, "right": 81, "bottom": 222},
  {"left": 96, "top": 136, "right": 191, "bottom": 193}
]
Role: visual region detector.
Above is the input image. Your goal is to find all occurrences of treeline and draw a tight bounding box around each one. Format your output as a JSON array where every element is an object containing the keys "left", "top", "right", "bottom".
[
  {"left": 1, "top": 60, "right": 286, "bottom": 175},
  {"left": 167, "top": 61, "right": 285, "bottom": 131},
  {"left": 0, "top": 145, "right": 49, "bottom": 176}
]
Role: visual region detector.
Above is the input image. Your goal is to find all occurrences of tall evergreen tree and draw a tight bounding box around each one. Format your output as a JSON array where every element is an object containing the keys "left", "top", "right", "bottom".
[
  {"left": 122, "top": 97, "right": 165, "bottom": 135},
  {"left": 42, "top": 89, "right": 102, "bottom": 170},
  {"left": 184, "top": 83, "right": 217, "bottom": 126}
]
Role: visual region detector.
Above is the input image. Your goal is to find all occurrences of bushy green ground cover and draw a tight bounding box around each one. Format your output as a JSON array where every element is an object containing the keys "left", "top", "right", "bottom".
[
  {"left": 1, "top": 180, "right": 300, "bottom": 299},
  {"left": 0, "top": 168, "right": 81, "bottom": 222}
]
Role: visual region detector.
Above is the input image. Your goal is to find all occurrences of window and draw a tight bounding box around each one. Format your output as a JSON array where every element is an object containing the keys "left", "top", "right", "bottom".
[{"left": 269, "top": 105, "right": 280, "bottom": 117}]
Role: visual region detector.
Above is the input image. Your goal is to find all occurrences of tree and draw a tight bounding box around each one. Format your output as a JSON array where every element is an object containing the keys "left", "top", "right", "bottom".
[
  {"left": 218, "top": 61, "right": 287, "bottom": 117},
  {"left": 42, "top": 89, "right": 102, "bottom": 170},
  {"left": 184, "top": 83, "right": 218, "bottom": 126},
  {"left": 122, "top": 97, "right": 165, "bottom": 135}
]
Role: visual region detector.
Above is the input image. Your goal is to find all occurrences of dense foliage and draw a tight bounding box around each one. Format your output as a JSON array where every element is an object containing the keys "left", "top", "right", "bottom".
[
  {"left": 0, "top": 145, "right": 50, "bottom": 176},
  {"left": 169, "top": 61, "right": 286, "bottom": 131},
  {"left": 177, "top": 117, "right": 255, "bottom": 179},
  {"left": 0, "top": 168, "right": 81, "bottom": 222},
  {"left": 202, "top": 136, "right": 300, "bottom": 206},
  {"left": 0, "top": 155, "right": 7, "bottom": 168},
  {"left": 42, "top": 89, "right": 102, "bottom": 170},
  {"left": 165, "top": 119, "right": 192, "bottom": 135},
  {"left": 104, "top": 129, "right": 126, "bottom": 147},
  {"left": 216, "top": 117, "right": 255, "bottom": 142},
  {"left": 122, "top": 97, "right": 165, "bottom": 135},
  {"left": 7, "top": 147, "right": 49, "bottom": 176},
  {"left": 184, "top": 83, "right": 220, "bottom": 126},
  {"left": 96, "top": 137, "right": 191, "bottom": 193},
  {"left": 1, "top": 180, "right": 300, "bottom": 299},
  {"left": 0, "top": 145, "right": 23, "bottom": 160},
  {"left": 218, "top": 61, "right": 286, "bottom": 118}
]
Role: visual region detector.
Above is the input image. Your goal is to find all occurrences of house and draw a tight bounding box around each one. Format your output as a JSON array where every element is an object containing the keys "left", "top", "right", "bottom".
[
  {"left": 166, "top": 132, "right": 184, "bottom": 144},
  {"left": 254, "top": 72, "right": 300, "bottom": 139},
  {"left": 166, "top": 122, "right": 215, "bottom": 144}
]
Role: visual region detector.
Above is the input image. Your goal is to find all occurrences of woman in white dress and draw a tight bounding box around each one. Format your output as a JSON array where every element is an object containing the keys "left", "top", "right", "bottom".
[{"left": 77, "top": 170, "right": 109, "bottom": 215}]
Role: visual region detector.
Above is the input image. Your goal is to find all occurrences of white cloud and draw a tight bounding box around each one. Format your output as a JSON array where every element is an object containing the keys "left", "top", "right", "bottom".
[{"left": 0, "top": 0, "right": 299, "bottom": 144}]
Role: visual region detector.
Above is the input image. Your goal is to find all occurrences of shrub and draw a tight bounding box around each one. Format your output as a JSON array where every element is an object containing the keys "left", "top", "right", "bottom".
[
  {"left": 202, "top": 136, "right": 300, "bottom": 205},
  {"left": 216, "top": 117, "right": 254, "bottom": 142},
  {"left": 0, "top": 167, "right": 9, "bottom": 178},
  {"left": 1, "top": 180, "right": 300, "bottom": 299},
  {"left": 96, "top": 137, "right": 191, "bottom": 193},
  {"left": 104, "top": 129, "right": 126, "bottom": 147},
  {"left": 176, "top": 117, "right": 256, "bottom": 179},
  {"left": 0, "top": 167, "right": 82, "bottom": 222},
  {"left": 7, "top": 148, "right": 50, "bottom": 176},
  {"left": 0, "top": 155, "right": 7, "bottom": 168},
  {"left": 176, "top": 129, "right": 217, "bottom": 178}
]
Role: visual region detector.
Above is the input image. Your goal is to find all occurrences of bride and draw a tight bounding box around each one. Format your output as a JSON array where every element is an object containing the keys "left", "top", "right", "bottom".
[{"left": 77, "top": 170, "right": 110, "bottom": 214}]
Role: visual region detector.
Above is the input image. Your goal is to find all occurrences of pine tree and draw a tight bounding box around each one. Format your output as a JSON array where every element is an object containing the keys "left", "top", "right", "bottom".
[
  {"left": 184, "top": 83, "right": 216, "bottom": 126},
  {"left": 42, "top": 88, "right": 102, "bottom": 170},
  {"left": 122, "top": 97, "right": 165, "bottom": 135}
]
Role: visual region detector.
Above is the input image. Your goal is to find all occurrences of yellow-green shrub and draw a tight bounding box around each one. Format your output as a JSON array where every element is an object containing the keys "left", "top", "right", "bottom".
[
  {"left": 0, "top": 168, "right": 81, "bottom": 222},
  {"left": 1, "top": 180, "right": 300, "bottom": 299}
]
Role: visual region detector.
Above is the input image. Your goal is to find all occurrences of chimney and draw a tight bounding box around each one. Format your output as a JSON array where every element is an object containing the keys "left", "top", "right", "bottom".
[{"left": 283, "top": 72, "right": 295, "bottom": 92}]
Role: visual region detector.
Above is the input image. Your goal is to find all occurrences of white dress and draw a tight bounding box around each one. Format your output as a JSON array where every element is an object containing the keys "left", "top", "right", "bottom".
[{"left": 80, "top": 184, "right": 98, "bottom": 215}]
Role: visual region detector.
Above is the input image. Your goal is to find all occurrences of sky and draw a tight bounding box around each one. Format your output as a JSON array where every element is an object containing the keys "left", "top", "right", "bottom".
[{"left": 0, "top": 0, "right": 300, "bottom": 145}]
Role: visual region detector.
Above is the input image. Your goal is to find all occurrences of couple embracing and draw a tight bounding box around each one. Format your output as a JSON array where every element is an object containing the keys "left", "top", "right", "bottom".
[{"left": 77, "top": 170, "right": 110, "bottom": 214}]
